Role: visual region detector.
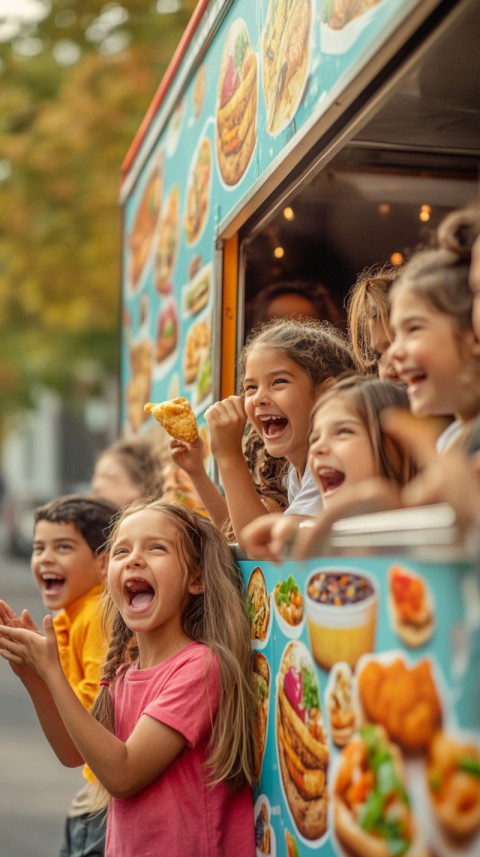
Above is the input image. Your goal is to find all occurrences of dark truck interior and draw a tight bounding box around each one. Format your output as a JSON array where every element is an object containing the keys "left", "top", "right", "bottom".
[{"left": 240, "top": 0, "right": 480, "bottom": 335}]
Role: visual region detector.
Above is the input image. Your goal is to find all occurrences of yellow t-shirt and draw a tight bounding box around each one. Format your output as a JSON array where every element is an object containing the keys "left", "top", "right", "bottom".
[{"left": 54, "top": 582, "right": 106, "bottom": 784}]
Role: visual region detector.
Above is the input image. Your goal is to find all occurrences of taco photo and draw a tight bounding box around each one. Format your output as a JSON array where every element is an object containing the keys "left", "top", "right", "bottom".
[
  {"left": 183, "top": 263, "right": 211, "bottom": 317},
  {"left": 246, "top": 567, "right": 271, "bottom": 642},
  {"left": 154, "top": 186, "right": 180, "bottom": 294},
  {"left": 216, "top": 18, "right": 257, "bottom": 187},
  {"left": 334, "top": 724, "right": 427, "bottom": 857},
  {"left": 276, "top": 641, "right": 329, "bottom": 841},
  {"left": 184, "top": 137, "right": 212, "bottom": 245},
  {"left": 262, "top": 0, "right": 312, "bottom": 136},
  {"left": 128, "top": 154, "right": 163, "bottom": 288},
  {"left": 388, "top": 565, "right": 435, "bottom": 648}
]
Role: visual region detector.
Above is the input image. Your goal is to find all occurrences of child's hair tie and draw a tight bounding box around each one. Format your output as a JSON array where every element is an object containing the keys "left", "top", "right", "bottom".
[{"left": 100, "top": 679, "right": 110, "bottom": 687}]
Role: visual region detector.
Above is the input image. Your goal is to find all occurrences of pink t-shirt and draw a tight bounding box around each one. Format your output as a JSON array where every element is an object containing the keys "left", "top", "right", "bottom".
[{"left": 106, "top": 642, "right": 255, "bottom": 857}]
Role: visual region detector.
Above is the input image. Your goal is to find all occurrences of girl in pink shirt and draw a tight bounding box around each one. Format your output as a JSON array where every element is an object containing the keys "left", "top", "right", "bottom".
[{"left": 0, "top": 501, "right": 256, "bottom": 857}]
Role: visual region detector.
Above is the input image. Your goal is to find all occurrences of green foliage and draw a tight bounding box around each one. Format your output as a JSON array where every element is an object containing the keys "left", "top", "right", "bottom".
[{"left": 0, "top": 0, "right": 196, "bottom": 421}]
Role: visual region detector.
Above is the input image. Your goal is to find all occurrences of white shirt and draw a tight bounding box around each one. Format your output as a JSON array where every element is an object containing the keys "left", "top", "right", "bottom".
[{"left": 285, "top": 464, "right": 322, "bottom": 516}]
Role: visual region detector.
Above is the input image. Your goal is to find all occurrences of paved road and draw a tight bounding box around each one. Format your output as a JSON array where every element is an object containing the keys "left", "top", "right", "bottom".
[{"left": 0, "top": 549, "right": 80, "bottom": 857}]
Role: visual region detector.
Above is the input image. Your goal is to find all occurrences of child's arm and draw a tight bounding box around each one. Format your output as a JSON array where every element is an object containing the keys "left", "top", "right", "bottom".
[
  {"left": 291, "top": 479, "right": 401, "bottom": 559},
  {"left": 170, "top": 438, "right": 229, "bottom": 527},
  {"left": 0, "top": 617, "right": 186, "bottom": 797},
  {"left": 206, "top": 396, "right": 269, "bottom": 539},
  {"left": 0, "top": 601, "right": 84, "bottom": 767},
  {"left": 239, "top": 513, "right": 310, "bottom": 562}
]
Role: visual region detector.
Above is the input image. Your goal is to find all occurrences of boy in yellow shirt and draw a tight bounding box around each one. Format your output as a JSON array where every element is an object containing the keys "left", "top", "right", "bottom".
[{"left": 0, "top": 494, "right": 118, "bottom": 857}]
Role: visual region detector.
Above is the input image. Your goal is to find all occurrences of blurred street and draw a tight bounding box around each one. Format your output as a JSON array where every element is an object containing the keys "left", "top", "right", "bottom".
[{"left": 0, "top": 545, "right": 80, "bottom": 857}]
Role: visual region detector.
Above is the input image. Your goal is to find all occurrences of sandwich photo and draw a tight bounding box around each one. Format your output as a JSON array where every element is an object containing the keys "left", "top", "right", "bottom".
[
  {"left": 216, "top": 18, "right": 257, "bottom": 186},
  {"left": 276, "top": 641, "right": 329, "bottom": 841},
  {"left": 144, "top": 397, "right": 198, "bottom": 444},
  {"left": 334, "top": 724, "right": 426, "bottom": 857},
  {"left": 184, "top": 266, "right": 211, "bottom": 316},
  {"left": 389, "top": 565, "right": 435, "bottom": 648},
  {"left": 246, "top": 567, "right": 271, "bottom": 642},
  {"left": 252, "top": 652, "right": 270, "bottom": 780},
  {"left": 262, "top": 0, "right": 312, "bottom": 135},
  {"left": 427, "top": 730, "right": 480, "bottom": 840}
]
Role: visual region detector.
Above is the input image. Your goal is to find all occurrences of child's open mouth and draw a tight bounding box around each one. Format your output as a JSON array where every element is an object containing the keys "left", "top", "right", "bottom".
[
  {"left": 258, "top": 415, "right": 288, "bottom": 439},
  {"left": 317, "top": 466, "right": 345, "bottom": 497},
  {"left": 125, "top": 577, "right": 155, "bottom": 611},
  {"left": 403, "top": 369, "right": 427, "bottom": 395},
  {"left": 41, "top": 574, "right": 65, "bottom": 594}
]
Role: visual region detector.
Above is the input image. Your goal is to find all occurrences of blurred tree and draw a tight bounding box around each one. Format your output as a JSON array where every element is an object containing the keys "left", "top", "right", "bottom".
[{"left": 0, "top": 0, "right": 196, "bottom": 423}]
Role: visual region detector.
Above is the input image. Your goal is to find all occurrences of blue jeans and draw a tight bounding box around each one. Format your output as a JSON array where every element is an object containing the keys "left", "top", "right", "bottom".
[{"left": 59, "top": 808, "right": 107, "bottom": 857}]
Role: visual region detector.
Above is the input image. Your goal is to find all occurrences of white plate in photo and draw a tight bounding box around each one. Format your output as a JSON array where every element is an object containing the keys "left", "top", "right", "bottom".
[
  {"left": 272, "top": 577, "right": 305, "bottom": 640},
  {"left": 254, "top": 793, "right": 276, "bottom": 857},
  {"left": 320, "top": 0, "right": 386, "bottom": 56}
]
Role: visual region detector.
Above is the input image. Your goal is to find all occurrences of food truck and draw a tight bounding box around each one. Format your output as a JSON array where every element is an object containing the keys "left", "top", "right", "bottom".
[{"left": 119, "top": 1, "right": 480, "bottom": 854}]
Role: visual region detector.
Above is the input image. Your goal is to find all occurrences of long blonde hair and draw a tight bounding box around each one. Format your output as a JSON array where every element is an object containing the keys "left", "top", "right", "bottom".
[
  {"left": 346, "top": 263, "right": 400, "bottom": 373},
  {"left": 91, "top": 500, "right": 256, "bottom": 797}
]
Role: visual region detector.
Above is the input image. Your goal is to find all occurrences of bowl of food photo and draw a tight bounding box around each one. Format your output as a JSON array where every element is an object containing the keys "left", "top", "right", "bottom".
[
  {"left": 305, "top": 567, "right": 378, "bottom": 671},
  {"left": 273, "top": 574, "right": 305, "bottom": 639}
]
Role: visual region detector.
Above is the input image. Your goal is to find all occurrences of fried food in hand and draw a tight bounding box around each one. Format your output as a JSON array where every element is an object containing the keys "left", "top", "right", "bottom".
[{"left": 144, "top": 397, "right": 198, "bottom": 443}]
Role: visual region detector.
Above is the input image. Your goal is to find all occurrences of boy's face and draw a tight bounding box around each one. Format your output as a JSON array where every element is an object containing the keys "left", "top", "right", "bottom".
[{"left": 31, "top": 520, "right": 104, "bottom": 611}]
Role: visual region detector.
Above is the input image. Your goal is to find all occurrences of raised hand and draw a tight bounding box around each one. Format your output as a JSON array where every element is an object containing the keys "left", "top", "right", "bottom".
[
  {"left": 170, "top": 436, "right": 205, "bottom": 476},
  {"left": 205, "top": 396, "right": 247, "bottom": 461},
  {"left": 0, "top": 600, "right": 41, "bottom": 678},
  {"left": 0, "top": 614, "right": 61, "bottom": 682}
]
